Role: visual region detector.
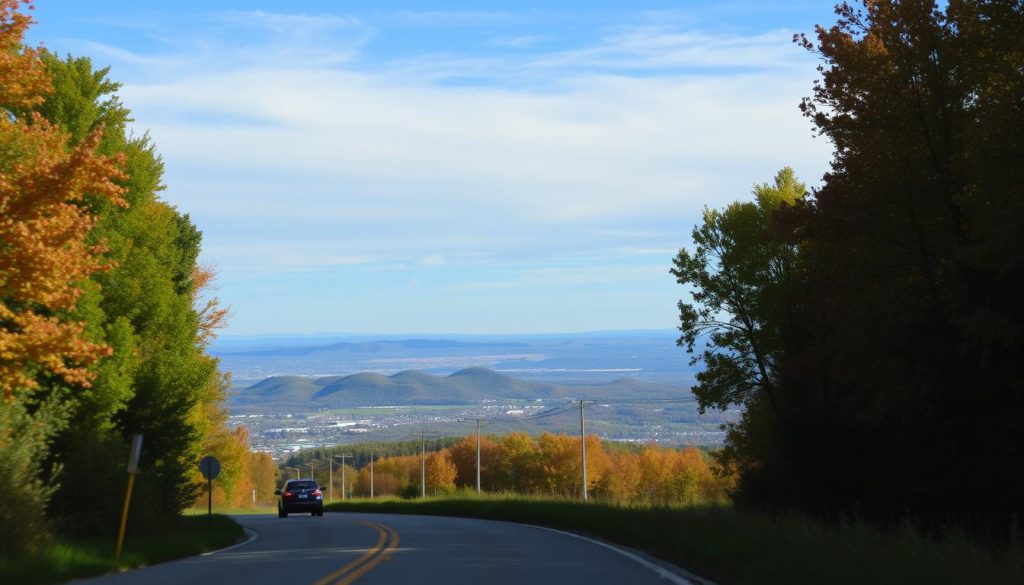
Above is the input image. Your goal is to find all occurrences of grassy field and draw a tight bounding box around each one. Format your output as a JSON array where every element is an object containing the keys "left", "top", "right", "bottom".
[
  {"left": 326, "top": 495, "right": 1024, "bottom": 585},
  {"left": 184, "top": 506, "right": 276, "bottom": 516},
  {"left": 0, "top": 514, "right": 244, "bottom": 585}
]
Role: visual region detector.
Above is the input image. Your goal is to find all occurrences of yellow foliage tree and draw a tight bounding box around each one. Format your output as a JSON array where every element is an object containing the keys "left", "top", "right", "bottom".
[
  {"left": 249, "top": 451, "right": 279, "bottom": 506},
  {"left": 537, "top": 433, "right": 609, "bottom": 497},
  {"left": 494, "top": 431, "right": 541, "bottom": 492},
  {"left": 425, "top": 450, "right": 457, "bottom": 495},
  {"left": 600, "top": 451, "right": 643, "bottom": 503},
  {"left": 0, "top": 0, "right": 125, "bottom": 399},
  {"left": 449, "top": 434, "right": 499, "bottom": 489}
]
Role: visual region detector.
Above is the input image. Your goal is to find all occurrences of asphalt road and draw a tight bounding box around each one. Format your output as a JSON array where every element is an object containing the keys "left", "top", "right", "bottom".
[{"left": 73, "top": 512, "right": 704, "bottom": 585}]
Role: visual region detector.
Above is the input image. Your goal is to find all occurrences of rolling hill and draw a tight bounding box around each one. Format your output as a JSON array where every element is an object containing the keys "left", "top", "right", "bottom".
[{"left": 230, "top": 367, "right": 685, "bottom": 408}]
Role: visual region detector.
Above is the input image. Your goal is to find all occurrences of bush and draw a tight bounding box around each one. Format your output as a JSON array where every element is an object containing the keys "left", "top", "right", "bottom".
[{"left": 0, "top": 397, "right": 67, "bottom": 555}]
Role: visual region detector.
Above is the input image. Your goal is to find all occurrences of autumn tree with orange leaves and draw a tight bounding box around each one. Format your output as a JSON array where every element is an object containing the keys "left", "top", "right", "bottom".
[
  {"left": 0, "top": 0, "right": 124, "bottom": 399},
  {"left": 0, "top": 0, "right": 128, "bottom": 554},
  {"left": 1, "top": 0, "right": 252, "bottom": 549}
]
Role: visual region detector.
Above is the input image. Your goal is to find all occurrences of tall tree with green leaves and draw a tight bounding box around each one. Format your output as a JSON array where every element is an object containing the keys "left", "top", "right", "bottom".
[
  {"left": 0, "top": 0, "right": 125, "bottom": 553},
  {"left": 29, "top": 52, "right": 226, "bottom": 533},
  {"left": 671, "top": 167, "right": 806, "bottom": 416},
  {"left": 728, "top": 0, "right": 1024, "bottom": 527}
]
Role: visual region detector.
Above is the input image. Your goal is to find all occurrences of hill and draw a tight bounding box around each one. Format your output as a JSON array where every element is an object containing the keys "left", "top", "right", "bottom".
[{"left": 229, "top": 367, "right": 683, "bottom": 408}]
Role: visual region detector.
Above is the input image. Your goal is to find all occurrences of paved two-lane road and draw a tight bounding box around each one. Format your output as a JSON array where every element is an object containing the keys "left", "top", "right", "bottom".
[{"left": 74, "top": 512, "right": 706, "bottom": 585}]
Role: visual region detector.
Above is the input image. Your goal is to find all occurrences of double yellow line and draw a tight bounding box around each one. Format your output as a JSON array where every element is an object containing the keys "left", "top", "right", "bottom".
[{"left": 313, "top": 521, "right": 400, "bottom": 585}]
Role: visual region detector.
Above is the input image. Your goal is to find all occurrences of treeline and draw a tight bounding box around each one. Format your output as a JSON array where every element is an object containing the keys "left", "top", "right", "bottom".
[
  {"left": 197, "top": 427, "right": 280, "bottom": 508},
  {"left": 297, "top": 433, "right": 733, "bottom": 505},
  {"left": 0, "top": 2, "right": 257, "bottom": 554},
  {"left": 673, "top": 1, "right": 1023, "bottom": 532}
]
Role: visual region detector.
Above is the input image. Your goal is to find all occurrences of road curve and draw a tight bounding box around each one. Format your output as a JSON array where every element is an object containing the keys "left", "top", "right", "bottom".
[{"left": 73, "top": 512, "right": 703, "bottom": 585}]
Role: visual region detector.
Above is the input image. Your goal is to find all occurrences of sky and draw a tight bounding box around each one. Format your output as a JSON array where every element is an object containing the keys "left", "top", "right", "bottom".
[{"left": 26, "top": 1, "right": 836, "bottom": 336}]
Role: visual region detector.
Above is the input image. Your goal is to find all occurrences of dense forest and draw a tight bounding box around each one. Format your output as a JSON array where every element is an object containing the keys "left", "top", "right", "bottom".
[
  {"left": 673, "top": 0, "right": 1023, "bottom": 533},
  {"left": 0, "top": 0, "right": 268, "bottom": 555}
]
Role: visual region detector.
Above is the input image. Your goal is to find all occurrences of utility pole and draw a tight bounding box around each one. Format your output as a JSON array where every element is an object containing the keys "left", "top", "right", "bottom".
[
  {"left": 339, "top": 455, "right": 351, "bottom": 500},
  {"left": 310, "top": 461, "right": 315, "bottom": 482},
  {"left": 476, "top": 418, "right": 481, "bottom": 494},
  {"left": 330, "top": 455, "right": 352, "bottom": 501},
  {"left": 580, "top": 399, "right": 588, "bottom": 502},
  {"left": 421, "top": 430, "right": 427, "bottom": 498},
  {"left": 370, "top": 446, "right": 375, "bottom": 499}
]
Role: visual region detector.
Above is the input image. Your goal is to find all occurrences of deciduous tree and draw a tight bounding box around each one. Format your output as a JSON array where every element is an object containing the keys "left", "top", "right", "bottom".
[{"left": 671, "top": 168, "right": 805, "bottom": 415}]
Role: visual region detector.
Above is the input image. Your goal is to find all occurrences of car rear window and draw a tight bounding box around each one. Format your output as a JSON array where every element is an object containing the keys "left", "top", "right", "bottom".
[{"left": 287, "top": 481, "right": 316, "bottom": 490}]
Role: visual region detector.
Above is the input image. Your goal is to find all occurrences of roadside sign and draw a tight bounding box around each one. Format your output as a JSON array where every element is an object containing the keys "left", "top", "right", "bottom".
[
  {"left": 199, "top": 455, "right": 221, "bottom": 527},
  {"left": 199, "top": 455, "right": 221, "bottom": 480},
  {"left": 126, "top": 433, "right": 144, "bottom": 474}
]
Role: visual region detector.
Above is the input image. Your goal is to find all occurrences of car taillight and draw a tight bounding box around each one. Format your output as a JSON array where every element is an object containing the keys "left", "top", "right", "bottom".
[
  {"left": 283, "top": 491, "right": 294, "bottom": 497},
  {"left": 313, "top": 489, "right": 322, "bottom": 497}
]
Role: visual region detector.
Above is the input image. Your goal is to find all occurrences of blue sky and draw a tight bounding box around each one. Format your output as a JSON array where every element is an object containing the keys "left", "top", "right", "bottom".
[{"left": 27, "top": 1, "right": 836, "bottom": 335}]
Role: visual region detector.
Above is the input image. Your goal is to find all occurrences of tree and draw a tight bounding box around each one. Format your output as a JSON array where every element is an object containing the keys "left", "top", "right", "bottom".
[
  {"left": 425, "top": 451, "right": 457, "bottom": 495},
  {"left": 0, "top": 0, "right": 125, "bottom": 553},
  {"left": 537, "top": 433, "right": 609, "bottom": 497},
  {"left": 671, "top": 167, "right": 806, "bottom": 414},
  {"left": 249, "top": 452, "right": 279, "bottom": 506},
  {"left": 600, "top": 451, "right": 642, "bottom": 503},
  {"left": 19, "top": 50, "right": 224, "bottom": 533},
  {"left": 0, "top": 6, "right": 124, "bottom": 399},
  {"left": 725, "top": 1, "right": 1024, "bottom": 528},
  {"left": 449, "top": 434, "right": 499, "bottom": 490},
  {"left": 494, "top": 432, "right": 542, "bottom": 492},
  {"left": 192, "top": 263, "right": 229, "bottom": 350}
]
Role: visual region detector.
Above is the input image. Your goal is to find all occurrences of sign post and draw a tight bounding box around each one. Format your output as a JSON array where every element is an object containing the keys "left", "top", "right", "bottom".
[
  {"left": 115, "top": 433, "right": 144, "bottom": 560},
  {"left": 199, "top": 455, "right": 221, "bottom": 527}
]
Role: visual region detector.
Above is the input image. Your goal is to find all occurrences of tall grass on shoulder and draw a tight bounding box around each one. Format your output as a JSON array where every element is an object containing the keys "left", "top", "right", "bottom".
[
  {"left": 326, "top": 495, "right": 1024, "bottom": 585},
  {"left": 184, "top": 506, "right": 277, "bottom": 516},
  {"left": 0, "top": 514, "right": 244, "bottom": 585}
]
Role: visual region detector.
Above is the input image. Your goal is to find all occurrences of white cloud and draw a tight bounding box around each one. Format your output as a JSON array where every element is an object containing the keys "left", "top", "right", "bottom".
[
  {"left": 529, "top": 27, "right": 807, "bottom": 72},
  {"left": 82, "top": 13, "right": 829, "bottom": 285},
  {"left": 379, "top": 11, "right": 517, "bottom": 28},
  {"left": 492, "top": 35, "right": 545, "bottom": 48}
]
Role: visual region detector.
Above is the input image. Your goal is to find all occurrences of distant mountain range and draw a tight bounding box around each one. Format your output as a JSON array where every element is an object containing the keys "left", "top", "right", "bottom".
[
  {"left": 229, "top": 366, "right": 686, "bottom": 408},
  {"left": 212, "top": 332, "right": 695, "bottom": 386}
]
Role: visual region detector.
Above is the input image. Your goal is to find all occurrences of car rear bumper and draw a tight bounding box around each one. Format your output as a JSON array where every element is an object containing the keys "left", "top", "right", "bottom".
[{"left": 282, "top": 499, "right": 323, "bottom": 512}]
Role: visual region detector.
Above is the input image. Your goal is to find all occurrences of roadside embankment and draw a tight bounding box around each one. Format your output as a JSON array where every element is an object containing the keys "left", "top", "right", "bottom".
[
  {"left": 327, "top": 495, "right": 1023, "bottom": 585},
  {"left": 0, "top": 514, "right": 244, "bottom": 585}
]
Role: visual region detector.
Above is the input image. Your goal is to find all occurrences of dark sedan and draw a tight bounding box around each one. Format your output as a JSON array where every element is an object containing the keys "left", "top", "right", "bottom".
[{"left": 275, "top": 479, "right": 324, "bottom": 517}]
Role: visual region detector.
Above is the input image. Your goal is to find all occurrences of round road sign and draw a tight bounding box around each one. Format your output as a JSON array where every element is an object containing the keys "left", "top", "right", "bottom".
[{"left": 199, "top": 455, "right": 221, "bottom": 480}]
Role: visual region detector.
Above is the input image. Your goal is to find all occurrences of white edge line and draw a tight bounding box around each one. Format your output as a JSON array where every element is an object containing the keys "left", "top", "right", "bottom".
[
  {"left": 527, "top": 524, "right": 713, "bottom": 585},
  {"left": 202, "top": 526, "right": 259, "bottom": 556}
]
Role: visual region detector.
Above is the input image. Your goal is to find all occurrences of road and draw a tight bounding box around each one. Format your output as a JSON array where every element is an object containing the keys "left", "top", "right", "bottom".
[{"left": 73, "top": 512, "right": 706, "bottom": 585}]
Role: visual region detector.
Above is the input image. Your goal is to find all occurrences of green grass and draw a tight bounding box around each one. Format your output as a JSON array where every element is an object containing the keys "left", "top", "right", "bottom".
[
  {"left": 0, "top": 514, "right": 244, "bottom": 585},
  {"left": 326, "top": 495, "right": 1024, "bottom": 585},
  {"left": 184, "top": 506, "right": 276, "bottom": 516}
]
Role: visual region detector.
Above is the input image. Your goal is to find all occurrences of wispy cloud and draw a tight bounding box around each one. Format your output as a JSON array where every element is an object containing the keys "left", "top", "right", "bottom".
[
  {"left": 492, "top": 35, "right": 545, "bottom": 48},
  {"left": 529, "top": 27, "right": 806, "bottom": 72},
  {"left": 379, "top": 11, "right": 518, "bottom": 28},
  {"left": 45, "top": 5, "right": 833, "bottom": 333}
]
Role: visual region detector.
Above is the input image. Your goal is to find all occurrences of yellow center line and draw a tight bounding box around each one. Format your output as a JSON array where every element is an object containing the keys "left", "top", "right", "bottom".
[
  {"left": 334, "top": 523, "right": 400, "bottom": 585},
  {"left": 311, "top": 521, "right": 387, "bottom": 585}
]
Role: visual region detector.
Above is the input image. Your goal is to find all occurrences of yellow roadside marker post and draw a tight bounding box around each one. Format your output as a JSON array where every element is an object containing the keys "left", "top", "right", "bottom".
[{"left": 115, "top": 433, "right": 144, "bottom": 560}]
